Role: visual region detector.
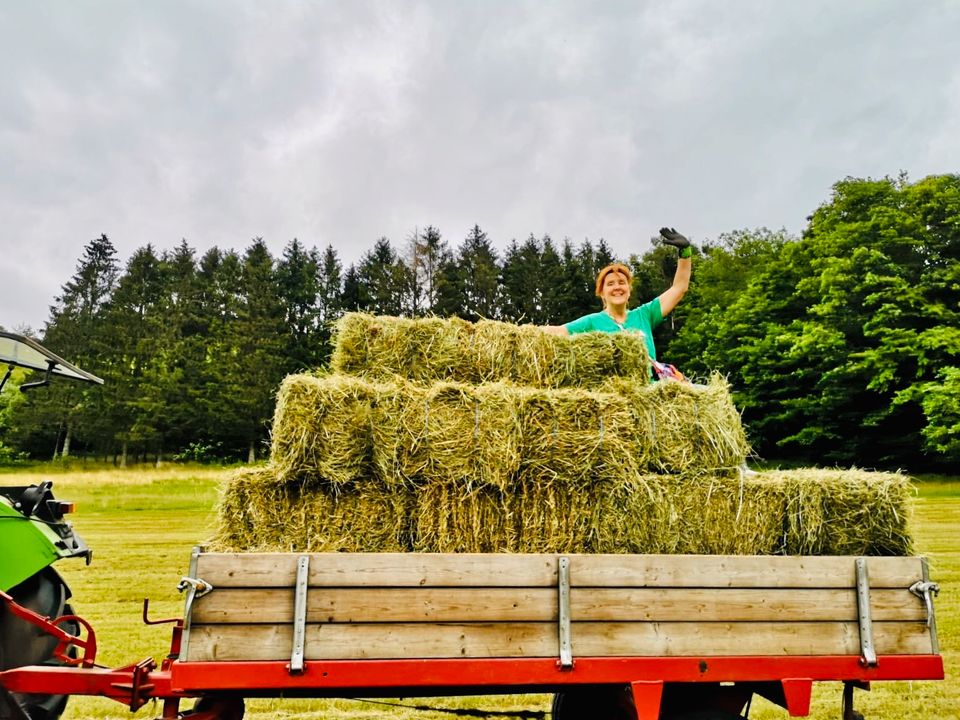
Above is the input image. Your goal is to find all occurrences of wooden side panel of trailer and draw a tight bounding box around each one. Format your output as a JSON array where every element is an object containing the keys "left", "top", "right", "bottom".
[{"left": 181, "top": 553, "right": 935, "bottom": 663}]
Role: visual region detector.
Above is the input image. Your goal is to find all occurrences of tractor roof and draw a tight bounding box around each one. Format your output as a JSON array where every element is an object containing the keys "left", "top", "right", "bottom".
[{"left": 0, "top": 331, "right": 103, "bottom": 385}]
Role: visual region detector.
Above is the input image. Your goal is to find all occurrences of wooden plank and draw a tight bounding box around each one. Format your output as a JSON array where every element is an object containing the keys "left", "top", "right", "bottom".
[
  {"left": 183, "top": 620, "right": 933, "bottom": 662},
  {"left": 195, "top": 553, "right": 925, "bottom": 590},
  {"left": 191, "top": 587, "right": 925, "bottom": 625},
  {"left": 567, "top": 555, "right": 924, "bottom": 589},
  {"left": 573, "top": 588, "right": 923, "bottom": 623},
  {"left": 196, "top": 552, "right": 559, "bottom": 588}
]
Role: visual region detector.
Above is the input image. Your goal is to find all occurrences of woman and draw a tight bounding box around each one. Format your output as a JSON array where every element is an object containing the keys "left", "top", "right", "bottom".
[{"left": 545, "top": 227, "right": 692, "bottom": 376}]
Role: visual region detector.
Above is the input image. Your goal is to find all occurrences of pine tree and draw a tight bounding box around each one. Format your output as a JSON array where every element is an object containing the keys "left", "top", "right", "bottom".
[
  {"left": 25, "top": 234, "right": 119, "bottom": 458},
  {"left": 205, "top": 240, "right": 285, "bottom": 462},
  {"left": 316, "top": 244, "right": 343, "bottom": 363},
  {"left": 103, "top": 244, "right": 167, "bottom": 464},
  {"left": 340, "top": 264, "right": 363, "bottom": 312},
  {"left": 276, "top": 239, "right": 321, "bottom": 372},
  {"left": 447, "top": 225, "right": 499, "bottom": 321},
  {"left": 499, "top": 236, "right": 543, "bottom": 323},
  {"left": 357, "top": 238, "right": 409, "bottom": 316},
  {"left": 539, "top": 235, "right": 566, "bottom": 323},
  {"left": 407, "top": 226, "right": 451, "bottom": 316}
]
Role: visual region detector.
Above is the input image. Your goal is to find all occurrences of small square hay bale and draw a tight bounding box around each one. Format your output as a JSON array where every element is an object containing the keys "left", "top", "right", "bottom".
[
  {"left": 211, "top": 466, "right": 415, "bottom": 552},
  {"left": 371, "top": 380, "right": 523, "bottom": 490},
  {"left": 761, "top": 468, "right": 913, "bottom": 556},
  {"left": 270, "top": 373, "right": 375, "bottom": 488},
  {"left": 413, "top": 481, "right": 518, "bottom": 552},
  {"left": 603, "top": 373, "right": 750, "bottom": 474},
  {"left": 517, "top": 386, "right": 640, "bottom": 486}
]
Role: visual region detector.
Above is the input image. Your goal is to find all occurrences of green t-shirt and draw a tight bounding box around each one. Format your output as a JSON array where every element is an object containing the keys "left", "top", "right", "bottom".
[{"left": 564, "top": 298, "right": 664, "bottom": 373}]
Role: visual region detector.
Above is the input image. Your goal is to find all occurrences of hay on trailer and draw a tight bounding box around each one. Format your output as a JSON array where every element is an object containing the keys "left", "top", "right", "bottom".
[
  {"left": 270, "top": 372, "right": 750, "bottom": 489},
  {"left": 767, "top": 468, "right": 914, "bottom": 556},
  {"left": 330, "top": 313, "right": 475, "bottom": 384},
  {"left": 602, "top": 373, "right": 750, "bottom": 474},
  {"left": 212, "top": 467, "right": 415, "bottom": 553},
  {"left": 412, "top": 482, "right": 518, "bottom": 552},
  {"left": 213, "top": 466, "right": 912, "bottom": 556},
  {"left": 329, "top": 312, "right": 651, "bottom": 388},
  {"left": 516, "top": 385, "right": 641, "bottom": 487},
  {"left": 370, "top": 380, "right": 524, "bottom": 490},
  {"left": 411, "top": 468, "right": 913, "bottom": 556},
  {"left": 269, "top": 373, "right": 376, "bottom": 487}
]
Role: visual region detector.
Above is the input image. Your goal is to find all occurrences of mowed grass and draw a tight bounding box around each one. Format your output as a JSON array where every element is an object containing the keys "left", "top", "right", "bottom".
[{"left": 1, "top": 466, "right": 955, "bottom": 719}]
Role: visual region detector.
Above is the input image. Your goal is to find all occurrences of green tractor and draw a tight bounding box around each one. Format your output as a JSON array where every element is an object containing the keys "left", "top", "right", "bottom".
[{"left": 0, "top": 331, "right": 102, "bottom": 720}]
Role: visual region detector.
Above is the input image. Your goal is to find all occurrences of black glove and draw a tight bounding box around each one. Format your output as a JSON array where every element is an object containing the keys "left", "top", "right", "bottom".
[{"left": 659, "top": 227, "right": 690, "bottom": 250}]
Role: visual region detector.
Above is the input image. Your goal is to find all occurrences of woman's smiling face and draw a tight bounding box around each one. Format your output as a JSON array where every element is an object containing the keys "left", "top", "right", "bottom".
[{"left": 601, "top": 270, "right": 631, "bottom": 308}]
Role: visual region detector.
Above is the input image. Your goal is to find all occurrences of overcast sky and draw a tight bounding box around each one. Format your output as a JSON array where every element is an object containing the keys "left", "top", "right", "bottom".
[{"left": 2, "top": 1, "right": 958, "bottom": 333}]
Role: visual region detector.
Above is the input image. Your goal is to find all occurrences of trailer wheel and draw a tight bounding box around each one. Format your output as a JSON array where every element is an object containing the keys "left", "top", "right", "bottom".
[
  {"left": 0, "top": 567, "right": 75, "bottom": 720},
  {"left": 189, "top": 695, "right": 245, "bottom": 720},
  {"left": 552, "top": 685, "right": 634, "bottom": 720}
]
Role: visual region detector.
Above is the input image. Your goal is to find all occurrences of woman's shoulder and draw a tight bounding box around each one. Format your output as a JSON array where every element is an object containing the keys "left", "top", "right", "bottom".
[
  {"left": 630, "top": 297, "right": 661, "bottom": 314},
  {"left": 628, "top": 298, "right": 663, "bottom": 322},
  {"left": 565, "top": 310, "right": 606, "bottom": 332}
]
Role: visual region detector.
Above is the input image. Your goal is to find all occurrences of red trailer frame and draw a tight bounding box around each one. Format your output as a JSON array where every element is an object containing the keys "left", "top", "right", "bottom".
[{"left": 0, "top": 592, "right": 945, "bottom": 720}]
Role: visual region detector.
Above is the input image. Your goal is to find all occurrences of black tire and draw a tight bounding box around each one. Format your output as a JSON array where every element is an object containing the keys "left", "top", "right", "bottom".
[
  {"left": 552, "top": 688, "right": 746, "bottom": 720},
  {"left": 190, "top": 695, "right": 246, "bottom": 720},
  {"left": 0, "top": 567, "right": 74, "bottom": 720},
  {"left": 552, "top": 685, "right": 635, "bottom": 720}
]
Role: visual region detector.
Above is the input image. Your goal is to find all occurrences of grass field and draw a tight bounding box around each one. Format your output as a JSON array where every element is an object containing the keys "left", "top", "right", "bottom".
[{"left": 2, "top": 465, "right": 956, "bottom": 719}]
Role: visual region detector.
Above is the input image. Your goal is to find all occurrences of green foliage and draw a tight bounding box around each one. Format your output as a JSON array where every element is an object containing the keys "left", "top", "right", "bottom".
[
  {"left": 0, "top": 369, "right": 27, "bottom": 465},
  {"left": 919, "top": 367, "right": 960, "bottom": 461},
  {"left": 664, "top": 175, "right": 960, "bottom": 470},
  {"left": 442, "top": 224, "right": 501, "bottom": 321},
  {"left": 173, "top": 441, "right": 225, "bottom": 464}
]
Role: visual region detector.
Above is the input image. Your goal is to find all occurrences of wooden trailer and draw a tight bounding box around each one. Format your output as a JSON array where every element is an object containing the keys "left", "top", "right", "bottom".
[
  {"left": 0, "top": 548, "right": 944, "bottom": 719},
  {"left": 164, "top": 548, "right": 944, "bottom": 719}
]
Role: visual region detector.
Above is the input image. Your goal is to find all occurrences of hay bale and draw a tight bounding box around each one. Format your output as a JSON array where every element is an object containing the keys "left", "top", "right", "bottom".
[
  {"left": 410, "top": 468, "right": 913, "bottom": 556},
  {"left": 270, "top": 373, "right": 375, "bottom": 487},
  {"left": 330, "top": 313, "right": 475, "bottom": 384},
  {"left": 271, "top": 373, "right": 750, "bottom": 490},
  {"left": 766, "top": 468, "right": 913, "bottom": 556},
  {"left": 213, "top": 467, "right": 912, "bottom": 556},
  {"left": 212, "top": 466, "right": 414, "bottom": 552},
  {"left": 602, "top": 374, "right": 750, "bottom": 474},
  {"left": 329, "top": 312, "right": 650, "bottom": 388},
  {"left": 412, "top": 482, "right": 518, "bottom": 552},
  {"left": 370, "top": 380, "right": 523, "bottom": 490},
  {"left": 516, "top": 386, "right": 641, "bottom": 486}
]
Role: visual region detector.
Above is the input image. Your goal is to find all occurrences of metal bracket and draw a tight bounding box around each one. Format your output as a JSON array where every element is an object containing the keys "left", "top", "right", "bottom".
[
  {"left": 288, "top": 555, "right": 311, "bottom": 675},
  {"left": 177, "top": 576, "right": 213, "bottom": 598},
  {"left": 916, "top": 557, "right": 940, "bottom": 655},
  {"left": 177, "top": 547, "right": 206, "bottom": 661},
  {"left": 557, "top": 556, "right": 573, "bottom": 669},
  {"left": 855, "top": 557, "right": 877, "bottom": 667},
  {"left": 909, "top": 580, "right": 940, "bottom": 629}
]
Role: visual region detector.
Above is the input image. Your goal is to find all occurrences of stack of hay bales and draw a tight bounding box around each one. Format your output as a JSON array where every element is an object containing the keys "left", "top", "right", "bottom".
[{"left": 214, "top": 313, "right": 913, "bottom": 556}]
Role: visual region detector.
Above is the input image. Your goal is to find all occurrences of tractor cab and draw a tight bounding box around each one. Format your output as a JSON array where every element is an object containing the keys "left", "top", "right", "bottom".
[
  {"left": 0, "top": 331, "right": 102, "bottom": 720},
  {"left": 0, "top": 331, "right": 103, "bottom": 393}
]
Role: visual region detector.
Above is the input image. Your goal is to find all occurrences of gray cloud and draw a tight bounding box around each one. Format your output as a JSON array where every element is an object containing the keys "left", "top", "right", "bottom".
[{"left": 1, "top": 0, "right": 957, "bottom": 332}]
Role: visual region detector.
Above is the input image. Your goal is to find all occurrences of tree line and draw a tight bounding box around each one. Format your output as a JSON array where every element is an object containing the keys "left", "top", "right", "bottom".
[{"left": 1, "top": 174, "right": 957, "bottom": 471}]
